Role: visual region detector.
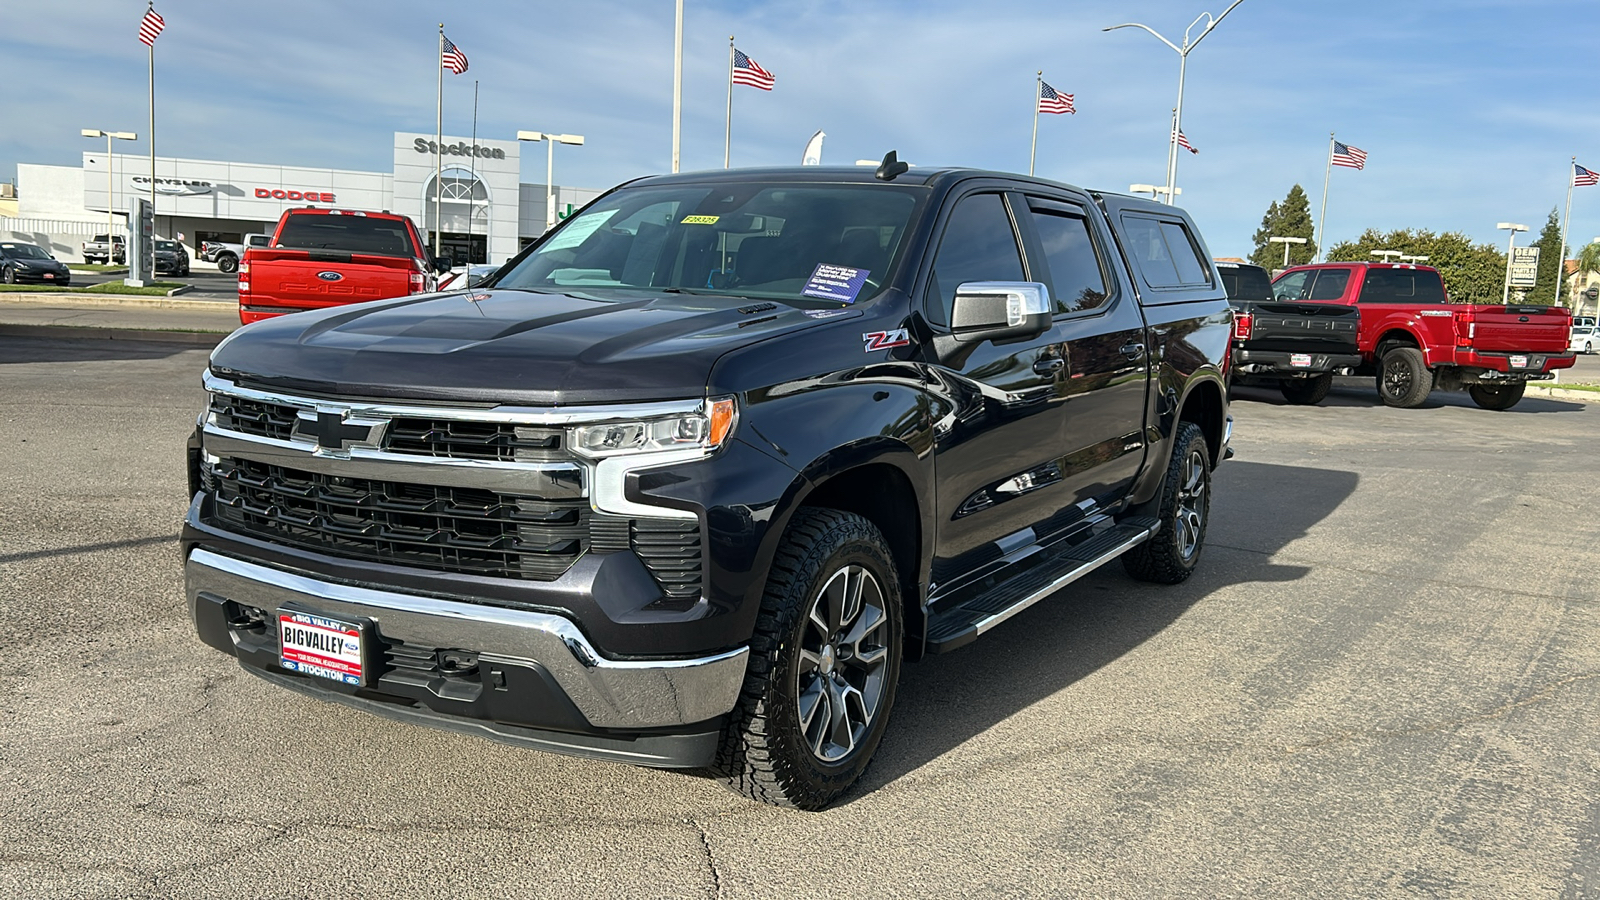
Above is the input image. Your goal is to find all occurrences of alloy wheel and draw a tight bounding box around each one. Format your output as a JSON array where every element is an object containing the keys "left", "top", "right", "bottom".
[
  {"left": 796, "top": 564, "right": 891, "bottom": 763},
  {"left": 1175, "top": 448, "right": 1208, "bottom": 561},
  {"left": 1382, "top": 357, "right": 1412, "bottom": 399}
]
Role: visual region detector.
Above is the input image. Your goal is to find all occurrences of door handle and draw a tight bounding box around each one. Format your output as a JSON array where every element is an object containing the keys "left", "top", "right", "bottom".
[
  {"left": 1032, "top": 357, "right": 1065, "bottom": 376},
  {"left": 1120, "top": 342, "right": 1146, "bottom": 360}
]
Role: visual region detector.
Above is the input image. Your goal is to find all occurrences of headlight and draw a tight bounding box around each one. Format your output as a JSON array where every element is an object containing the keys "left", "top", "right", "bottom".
[{"left": 569, "top": 398, "right": 737, "bottom": 458}]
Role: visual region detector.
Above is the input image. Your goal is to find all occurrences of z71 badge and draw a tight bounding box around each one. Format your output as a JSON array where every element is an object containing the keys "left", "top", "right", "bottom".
[{"left": 862, "top": 329, "right": 911, "bottom": 351}]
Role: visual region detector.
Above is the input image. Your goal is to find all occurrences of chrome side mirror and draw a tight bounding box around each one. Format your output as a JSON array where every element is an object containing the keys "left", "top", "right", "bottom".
[{"left": 951, "top": 282, "right": 1052, "bottom": 344}]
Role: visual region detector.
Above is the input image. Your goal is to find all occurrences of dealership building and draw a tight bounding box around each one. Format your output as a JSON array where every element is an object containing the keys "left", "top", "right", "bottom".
[{"left": 4, "top": 131, "right": 601, "bottom": 265}]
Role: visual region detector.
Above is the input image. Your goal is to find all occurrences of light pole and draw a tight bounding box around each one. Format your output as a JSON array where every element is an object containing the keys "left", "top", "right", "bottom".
[
  {"left": 1498, "top": 222, "right": 1528, "bottom": 303},
  {"left": 1128, "top": 183, "right": 1181, "bottom": 201},
  {"left": 517, "top": 131, "right": 585, "bottom": 232},
  {"left": 1370, "top": 249, "right": 1403, "bottom": 265},
  {"left": 81, "top": 129, "right": 137, "bottom": 262},
  {"left": 1269, "top": 235, "right": 1307, "bottom": 268},
  {"left": 1104, "top": 0, "right": 1248, "bottom": 205}
]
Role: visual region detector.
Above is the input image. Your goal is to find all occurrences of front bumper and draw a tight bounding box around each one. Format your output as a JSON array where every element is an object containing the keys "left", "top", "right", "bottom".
[
  {"left": 9, "top": 269, "right": 70, "bottom": 285},
  {"left": 185, "top": 547, "right": 749, "bottom": 767}
]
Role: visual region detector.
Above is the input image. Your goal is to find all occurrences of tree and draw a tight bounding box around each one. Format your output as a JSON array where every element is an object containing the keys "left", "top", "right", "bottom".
[
  {"left": 1249, "top": 185, "right": 1317, "bottom": 270},
  {"left": 1528, "top": 207, "right": 1563, "bottom": 305},
  {"left": 1325, "top": 228, "right": 1505, "bottom": 304},
  {"left": 1574, "top": 241, "right": 1600, "bottom": 317}
]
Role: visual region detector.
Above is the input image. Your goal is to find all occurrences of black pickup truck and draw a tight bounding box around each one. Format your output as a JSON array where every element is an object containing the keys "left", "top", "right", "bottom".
[
  {"left": 183, "top": 158, "right": 1233, "bottom": 809},
  {"left": 1219, "top": 261, "right": 1360, "bottom": 405}
]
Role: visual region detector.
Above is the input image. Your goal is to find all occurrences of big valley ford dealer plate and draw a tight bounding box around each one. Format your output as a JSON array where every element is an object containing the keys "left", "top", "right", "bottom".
[{"left": 278, "top": 610, "right": 366, "bottom": 686}]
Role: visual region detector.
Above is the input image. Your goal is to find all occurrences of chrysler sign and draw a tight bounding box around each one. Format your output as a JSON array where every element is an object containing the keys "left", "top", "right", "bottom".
[{"left": 131, "top": 175, "right": 213, "bottom": 195}]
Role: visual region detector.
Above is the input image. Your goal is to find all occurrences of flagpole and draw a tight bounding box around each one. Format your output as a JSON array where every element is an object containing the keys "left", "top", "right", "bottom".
[
  {"left": 467, "top": 79, "right": 478, "bottom": 264},
  {"left": 1029, "top": 71, "right": 1040, "bottom": 177},
  {"left": 724, "top": 37, "right": 734, "bottom": 169},
  {"left": 435, "top": 25, "right": 443, "bottom": 261},
  {"left": 1556, "top": 156, "right": 1575, "bottom": 309},
  {"left": 1316, "top": 132, "right": 1333, "bottom": 262},
  {"left": 147, "top": 1, "right": 156, "bottom": 238},
  {"left": 671, "top": 0, "right": 683, "bottom": 173}
]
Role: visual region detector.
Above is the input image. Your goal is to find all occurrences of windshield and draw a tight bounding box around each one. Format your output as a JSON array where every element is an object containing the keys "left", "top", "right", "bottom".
[
  {"left": 1218, "top": 265, "right": 1272, "bottom": 301},
  {"left": 493, "top": 182, "right": 923, "bottom": 305},
  {"left": 0, "top": 243, "right": 51, "bottom": 259},
  {"left": 157, "top": 241, "right": 180, "bottom": 252}
]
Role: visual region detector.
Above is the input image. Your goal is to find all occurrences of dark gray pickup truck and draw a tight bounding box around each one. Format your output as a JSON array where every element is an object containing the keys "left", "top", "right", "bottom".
[
  {"left": 1220, "top": 261, "right": 1360, "bottom": 405},
  {"left": 184, "top": 157, "right": 1233, "bottom": 809}
]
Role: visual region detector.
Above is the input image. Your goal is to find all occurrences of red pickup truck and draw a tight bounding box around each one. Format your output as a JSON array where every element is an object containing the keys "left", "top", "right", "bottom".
[
  {"left": 238, "top": 208, "right": 444, "bottom": 324},
  {"left": 1271, "top": 262, "right": 1575, "bottom": 410}
]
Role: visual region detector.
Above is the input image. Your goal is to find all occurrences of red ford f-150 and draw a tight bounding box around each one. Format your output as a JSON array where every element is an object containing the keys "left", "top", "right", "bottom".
[
  {"left": 239, "top": 208, "right": 446, "bottom": 324},
  {"left": 1271, "top": 262, "right": 1575, "bottom": 410}
]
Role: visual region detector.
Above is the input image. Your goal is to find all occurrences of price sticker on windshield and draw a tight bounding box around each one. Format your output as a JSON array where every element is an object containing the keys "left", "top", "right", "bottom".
[{"left": 801, "top": 264, "right": 870, "bottom": 304}]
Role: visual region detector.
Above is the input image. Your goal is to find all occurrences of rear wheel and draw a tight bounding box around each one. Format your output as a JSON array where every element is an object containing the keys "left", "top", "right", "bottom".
[
  {"left": 217, "top": 254, "right": 238, "bottom": 274},
  {"left": 1279, "top": 372, "right": 1333, "bottom": 405},
  {"left": 1467, "top": 382, "right": 1526, "bottom": 411},
  {"left": 1377, "top": 347, "right": 1431, "bottom": 408},
  {"left": 1123, "top": 422, "right": 1211, "bottom": 585},
  {"left": 712, "top": 508, "right": 903, "bottom": 810}
]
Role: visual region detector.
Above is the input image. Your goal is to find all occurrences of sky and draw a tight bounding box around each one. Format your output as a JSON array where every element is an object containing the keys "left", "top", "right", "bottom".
[{"left": 4, "top": 0, "right": 1598, "bottom": 258}]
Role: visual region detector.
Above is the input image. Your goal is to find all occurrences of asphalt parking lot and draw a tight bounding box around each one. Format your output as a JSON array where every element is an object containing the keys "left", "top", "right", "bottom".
[{"left": 2, "top": 336, "right": 1598, "bottom": 898}]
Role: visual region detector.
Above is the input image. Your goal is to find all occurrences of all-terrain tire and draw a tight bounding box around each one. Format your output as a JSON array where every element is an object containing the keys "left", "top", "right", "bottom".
[
  {"left": 1467, "top": 382, "right": 1526, "bottom": 411},
  {"left": 1279, "top": 372, "right": 1333, "bottom": 405},
  {"left": 1122, "top": 421, "right": 1211, "bottom": 585},
  {"left": 1376, "top": 347, "right": 1431, "bottom": 408},
  {"left": 217, "top": 254, "right": 238, "bottom": 275},
  {"left": 712, "top": 508, "right": 903, "bottom": 810}
]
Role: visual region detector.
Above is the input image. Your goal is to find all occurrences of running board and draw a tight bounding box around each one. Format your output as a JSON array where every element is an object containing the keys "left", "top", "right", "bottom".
[{"left": 924, "top": 516, "right": 1160, "bottom": 654}]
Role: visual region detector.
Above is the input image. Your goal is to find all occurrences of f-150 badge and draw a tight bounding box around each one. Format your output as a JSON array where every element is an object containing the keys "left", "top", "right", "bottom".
[{"left": 863, "top": 329, "right": 910, "bottom": 351}]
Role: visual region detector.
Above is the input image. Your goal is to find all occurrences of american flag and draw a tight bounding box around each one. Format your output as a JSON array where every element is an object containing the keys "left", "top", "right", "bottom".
[
  {"left": 1038, "top": 81, "right": 1075, "bottom": 115},
  {"left": 1575, "top": 163, "right": 1599, "bottom": 187},
  {"left": 1173, "top": 130, "right": 1198, "bottom": 154},
  {"left": 732, "top": 49, "right": 775, "bottom": 90},
  {"left": 1332, "top": 141, "right": 1367, "bottom": 170},
  {"left": 441, "top": 35, "right": 469, "bottom": 75},
  {"left": 138, "top": 6, "right": 165, "bottom": 46}
]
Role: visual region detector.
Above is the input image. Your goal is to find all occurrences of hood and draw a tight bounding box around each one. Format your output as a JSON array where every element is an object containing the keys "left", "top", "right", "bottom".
[{"left": 210, "top": 287, "right": 845, "bottom": 404}]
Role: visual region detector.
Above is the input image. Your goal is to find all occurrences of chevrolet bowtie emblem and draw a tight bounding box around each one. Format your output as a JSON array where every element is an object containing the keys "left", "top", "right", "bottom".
[{"left": 291, "top": 406, "right": 389, "bottom": 458}]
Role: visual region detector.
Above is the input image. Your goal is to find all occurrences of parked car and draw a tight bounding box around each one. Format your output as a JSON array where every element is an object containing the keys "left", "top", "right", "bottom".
[
  {"left": 438, "top": 263, "right": 500, "bottom": 291},
  {"left": 81, "top": 234, "right": 125, "bottom": 265},
  {"left": 238, "top": 209, "right": 442, "bottom": 323},
  {"left": 0, "top": 241, "right": 72, "bottom": 285},
  {"left": 1570, "top": 324, "right": 1596, "bottom": 354},
  {"left": 184, "top": 160, "right": 1233, "bottom": 809},
  {"left": 1271, "top": 262, "right": 1575, "bottom": 410},
  {"left": 154, "top": 239, "right": 190, "bottom": 278},
  {"left": 1218, "top": 260, "right": 1360, "bottom": 404},
  {"left": 204, "top": 233, "right": 269, "bottom": 274}
]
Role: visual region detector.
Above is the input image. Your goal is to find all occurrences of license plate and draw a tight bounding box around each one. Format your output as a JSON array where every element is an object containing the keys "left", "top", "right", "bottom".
[
  {"left": 43, "top": 273, "right": 55, "bottom": 279},
  {"left": 278, "top": 610, "right": 366, "bottom": 686},
  {"left": 1290, "top": 353, "right": 1313, "bottom": 367},
  {"left": 1510, "top": 355, "right": 1529, "bottom": 369}
]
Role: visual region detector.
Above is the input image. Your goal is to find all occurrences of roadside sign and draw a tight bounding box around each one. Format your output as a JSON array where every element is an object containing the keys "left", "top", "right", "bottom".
[{"left": 1509, "top": 246, "right": 1539, "bottom": 288}]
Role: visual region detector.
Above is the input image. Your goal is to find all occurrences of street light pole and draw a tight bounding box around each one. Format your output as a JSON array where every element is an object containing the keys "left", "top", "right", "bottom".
[
  {"left": 1269, "top": 235, "right": 1307, "bottom": 268},
  {"left": 1498, "top": 222, "right": 1528, "bottom": 304},
  {"left": 517, "top": 131, "right": 585, "bottom": 232},
  {"left": 81, "top": 129, "right": 137, "bottom": 262},
  {"left": 1104, "top": 0, "right": 1247, "bottom": 205}
]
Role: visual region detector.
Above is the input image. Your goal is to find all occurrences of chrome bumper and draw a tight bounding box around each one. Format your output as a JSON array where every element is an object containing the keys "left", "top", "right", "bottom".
[{"left": 185, "top": 548, "right": 748, "bottom": 730}]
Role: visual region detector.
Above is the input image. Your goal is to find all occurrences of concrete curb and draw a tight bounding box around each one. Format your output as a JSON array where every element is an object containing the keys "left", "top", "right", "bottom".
[
  {"left": 0, "top": 292, "right": 234, "bottom": 311},
  {"left": 0, "top": 323, "right": 228, "bottom": 345},
  {"left": 1529, "top": 385, "right": 1600, "bottom": 403}
]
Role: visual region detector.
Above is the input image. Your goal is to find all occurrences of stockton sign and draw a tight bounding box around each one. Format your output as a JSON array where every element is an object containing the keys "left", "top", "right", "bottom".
[{"left": 414, "top": 138, "right": 506, "bottom": 160}]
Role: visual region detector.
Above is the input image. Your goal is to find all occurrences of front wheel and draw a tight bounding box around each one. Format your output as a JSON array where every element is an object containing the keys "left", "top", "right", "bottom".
[
  {"left": 712, "top": 508, "right": 903, "bottom": 810},
  {"left": 1377, "top": 347, "right": 1432, "bottom": 408},
  {"left": 1279, "top": 372, "right": 1333, "bottom": 405},
  {"left": 2, "top": 267, "right": 14, "bottom": 284},
  {"left": 1122, "top": 421, "right": 1211, "bottom": 585},
  {"left": 1467, "top": 382, "right": 1526, "bottom": 411}
]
